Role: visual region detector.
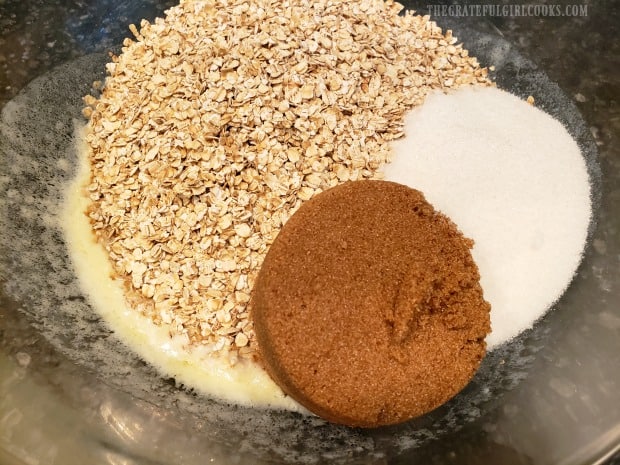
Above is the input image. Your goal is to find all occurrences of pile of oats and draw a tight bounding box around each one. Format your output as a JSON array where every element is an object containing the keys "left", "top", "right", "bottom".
[{"left": 83, "top": 0, "right": 490, "bottom": 365}]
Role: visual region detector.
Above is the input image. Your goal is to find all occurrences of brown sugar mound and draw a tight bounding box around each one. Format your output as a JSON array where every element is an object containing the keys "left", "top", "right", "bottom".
[{"left": 251, "top": 180, "right": 491, "bottom": 427}]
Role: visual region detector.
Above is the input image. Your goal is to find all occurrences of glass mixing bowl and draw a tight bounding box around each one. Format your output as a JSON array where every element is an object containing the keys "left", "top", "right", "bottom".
[{"left": 1, "top": 1, "right": 619, "bottom": 464}]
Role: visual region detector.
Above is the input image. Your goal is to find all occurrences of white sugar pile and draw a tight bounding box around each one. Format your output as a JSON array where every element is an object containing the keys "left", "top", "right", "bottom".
[{"left": 384, "top": 86, "right": 591, "bottom": 349}]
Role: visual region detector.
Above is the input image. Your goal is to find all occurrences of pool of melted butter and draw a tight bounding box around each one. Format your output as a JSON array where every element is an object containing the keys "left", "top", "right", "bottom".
[{"left": 63, "top": 126, "right": 302, "bottom": 411}]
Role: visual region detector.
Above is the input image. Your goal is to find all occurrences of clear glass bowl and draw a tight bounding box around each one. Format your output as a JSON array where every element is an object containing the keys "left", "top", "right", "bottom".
[{"left": 1, "top": 1, "right": 619, "bottom": 464}]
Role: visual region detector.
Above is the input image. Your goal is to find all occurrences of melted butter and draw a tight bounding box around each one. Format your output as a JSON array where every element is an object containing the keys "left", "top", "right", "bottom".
[{"left": 62, "top": 125, "right": 302, "bottom": 411}]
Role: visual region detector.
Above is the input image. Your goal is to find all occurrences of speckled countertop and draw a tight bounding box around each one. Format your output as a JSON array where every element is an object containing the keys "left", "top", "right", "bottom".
[{"left": 0, "top": 1, "right": 618, "bottom": 464}]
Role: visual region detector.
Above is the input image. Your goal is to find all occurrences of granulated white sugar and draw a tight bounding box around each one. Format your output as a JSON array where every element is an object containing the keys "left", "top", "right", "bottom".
[{"left": 384, "top": 86, "right": 591, "bottom": 349}]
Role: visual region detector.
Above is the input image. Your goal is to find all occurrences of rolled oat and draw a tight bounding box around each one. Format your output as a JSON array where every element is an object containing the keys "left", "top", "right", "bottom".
[{"left": 83, "top": 0, "right": 491, "bottom": 365}]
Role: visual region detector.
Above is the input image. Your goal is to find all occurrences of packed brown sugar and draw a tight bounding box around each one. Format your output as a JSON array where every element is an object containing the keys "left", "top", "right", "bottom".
[{"left": 251, "top": 180, "right": 491, "bottom": 427}]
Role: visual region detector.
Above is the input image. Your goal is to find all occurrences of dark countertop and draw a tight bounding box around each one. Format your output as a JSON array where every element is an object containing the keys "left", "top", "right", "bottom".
[{"left": 1, "top": 1, "right": 618, "bottom": 464}]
